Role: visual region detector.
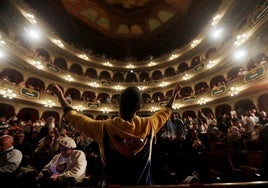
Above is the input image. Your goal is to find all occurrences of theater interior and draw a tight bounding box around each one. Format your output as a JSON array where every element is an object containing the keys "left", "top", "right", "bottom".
[{"left": 0, "top": 0, "right": 268, "bottom": 187}]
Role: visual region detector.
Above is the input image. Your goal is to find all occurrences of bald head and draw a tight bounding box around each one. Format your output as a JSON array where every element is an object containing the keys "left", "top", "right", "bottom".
[{"left": 0, "top": 135, "right": 14, "bottom": 152}]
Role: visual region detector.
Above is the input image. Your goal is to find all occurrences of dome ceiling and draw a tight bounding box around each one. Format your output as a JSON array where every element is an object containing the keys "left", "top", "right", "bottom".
[{"left": 25, "top": 0, "right": 221, "bottom": 61}]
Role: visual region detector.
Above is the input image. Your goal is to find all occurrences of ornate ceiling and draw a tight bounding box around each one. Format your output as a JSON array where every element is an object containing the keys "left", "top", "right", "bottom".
[
  {"left": 25, "top": 0, "right": 221, "bottom": 60},
  {"left": 61, "top": 0, "right": 193, "bottom": 36}
]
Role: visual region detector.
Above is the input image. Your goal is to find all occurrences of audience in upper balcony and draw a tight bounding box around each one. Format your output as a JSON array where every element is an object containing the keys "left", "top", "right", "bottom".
[
  {"left": 237, "top": 68, "right": 248, "bottom": 77},
  {"left": 259, "top": 56, "right": 267, "bottom": 65},
  {"left": 196, "top": 86, "right": 207, "bottom": 95},
  {"left": 247, "top": 56, "right": 268, "bottom": 71},
  {"left": 65, "top": 94, "right": 73, "bottom": 105}
]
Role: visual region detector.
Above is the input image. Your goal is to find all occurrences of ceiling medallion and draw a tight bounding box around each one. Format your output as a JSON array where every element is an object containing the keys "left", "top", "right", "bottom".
[{"left": 104, "top": 0, "right": 153, "bottom": 9}]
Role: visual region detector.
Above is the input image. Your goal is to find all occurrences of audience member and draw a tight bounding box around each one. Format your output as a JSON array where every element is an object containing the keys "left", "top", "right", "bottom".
[
  {"left": 58, "top": 127, "right": 69, "bottom": 139},
  {"left": 37, "top": 136, "right": 87, "bottom": 188},
  {"left": 217, "top": 113, "right": 231, "bottom": 135},
  {"left": 15, "top": 131, "right": 59, "bottom": 188},
  {"left": 75, "top": 131, "right": 94, "bottom": 152},
  {"left": 162, "top": 113, "right": 186, "bottom": 142},
  {"left": 237, "top": 68, "right": 247, "bottom": 77},
  {"left": 242, "top": 111, "right": 256, "bottom": 139},
  {"left": 226, "top": 120, "right": 248, "bottom": 167},
  {"left": 38, "top": 116, "right": 56, "bottom": 140},
  {"left": 51, "top": 83, "right": 181, "bottom": 186},
  {"left": 30, "top": 130, "right": 60, "bottom": 172},
  {"left": 0, "top": 127, "right": 9, "bottom": 136},
  {"left": 66, "top": 94, "right": 72, "bottom": 104},
  {"left": 199, "top": 110, "right": 217, "bottom": 134},
  {"left": 0, "top": 116, "right": 9, "bottom": 131},
  {"left": 259, "top": 122, "right": 268, "bottom": 179},
  {"left": 14, "top": 131, "right": 33, "bottom": 166},
  {"left": 259, "top": 57, "right": 267, "bottom": 65},
  {"left": 0, "top": 135, "right": 23, "bottom": 187},
  {"left": 258, "top": 110, "right": 268, "bottom": 125},
  {"left": 184, "top": 128, "right": 205, "bottom": 153}
]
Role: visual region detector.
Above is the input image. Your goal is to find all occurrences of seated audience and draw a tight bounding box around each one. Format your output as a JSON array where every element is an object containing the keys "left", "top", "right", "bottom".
[
  {"left": 259, "top": 122, "right": 268, "bottom": 179},
  {"left": 38, "top": 116, "right": 56, "bottom": 140},
  {"left": 0, "top": 116, "right": 9, "bottom": 132},
  {"left": 0, "top": 128, "right": 9, "bottom": 136},
  {"left": 75, "top": 131, "right": 94, "bottom": 152},
  {"left": 37, "top": 136, "right": 87, "bottom": 188},
  {"left": 15, "top": 131, "right": 59, "bottom": 188},
  {"left": 14, "top": 131, "right": 33, "bottom": 167},
  {"left": 0, "top": 135, "right": 23, "bottom": 187},
  {"left": 226, "top": 121, "right": 248, "bottom": 167},
  {"left": 184, "top": 128, "right": 205, "bottom": 153},
  {"left": 30, "top": 130, "right": 60, "bottom": 172}
]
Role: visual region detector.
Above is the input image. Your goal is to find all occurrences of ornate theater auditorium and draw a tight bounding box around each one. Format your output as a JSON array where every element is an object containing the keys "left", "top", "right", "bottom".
[{"left": 0, "top": 0, "right": 268, "bottom": 186}]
